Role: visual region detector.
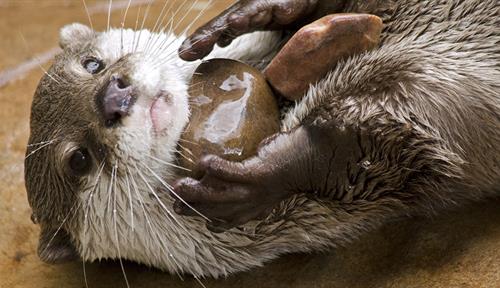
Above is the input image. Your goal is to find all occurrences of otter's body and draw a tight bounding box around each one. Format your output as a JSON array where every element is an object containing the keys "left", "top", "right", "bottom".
[{"left": 25, "top": 0, "right": 499, "bottom": 277}]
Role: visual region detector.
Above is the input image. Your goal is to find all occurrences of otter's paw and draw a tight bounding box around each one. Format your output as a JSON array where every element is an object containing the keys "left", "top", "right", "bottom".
[
  {"left": 179, "top": 0, "right": 321, "bottom": 61},
  {"left": 172, "top": 155, "right": 289, "bottom": 232}
]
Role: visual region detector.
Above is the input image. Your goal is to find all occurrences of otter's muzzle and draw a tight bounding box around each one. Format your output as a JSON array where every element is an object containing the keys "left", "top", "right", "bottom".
[{"left": 98, "top": 74, "right": 134, "bottom": 127}]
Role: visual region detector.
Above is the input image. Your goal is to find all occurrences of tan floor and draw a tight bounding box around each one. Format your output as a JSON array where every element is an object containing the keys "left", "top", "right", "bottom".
[{"left": 1, "top": 1, "right": 499, "bottom": 288}]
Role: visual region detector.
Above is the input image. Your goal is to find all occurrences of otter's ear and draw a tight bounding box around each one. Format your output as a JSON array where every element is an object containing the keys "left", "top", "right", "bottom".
[
  {"left": 59, "top": 23, "right": 93, "bottom": 49},
  {"left": 38, "top": 225, "right": 79, "bottom": 264}
]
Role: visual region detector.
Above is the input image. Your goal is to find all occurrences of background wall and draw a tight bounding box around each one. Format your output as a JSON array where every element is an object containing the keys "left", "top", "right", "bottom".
[{"left": 0, "top": 1, "right": 499, "bottom": 287}]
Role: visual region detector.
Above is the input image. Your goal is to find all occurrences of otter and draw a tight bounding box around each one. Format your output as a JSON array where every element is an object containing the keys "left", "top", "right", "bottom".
[{"left": 25, "top": 0, "right": 499, "bottom": 279}]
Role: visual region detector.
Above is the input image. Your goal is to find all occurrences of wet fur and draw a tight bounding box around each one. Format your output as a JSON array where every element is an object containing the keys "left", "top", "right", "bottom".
[{"left": 25, "top": 0, "right": 499, "bottom": 278}]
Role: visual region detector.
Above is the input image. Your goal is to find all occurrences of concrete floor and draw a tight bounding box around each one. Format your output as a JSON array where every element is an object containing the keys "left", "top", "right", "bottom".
[{"left": 0, "top": 1, "right": 499, "bottom": 287}]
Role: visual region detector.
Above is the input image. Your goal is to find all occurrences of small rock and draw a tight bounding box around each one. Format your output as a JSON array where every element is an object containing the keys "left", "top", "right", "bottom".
[
  {"left": 265, "top": 13, "right": 383, "bottom": 101},
  {"left": 180, "top": 59, "right": 280, "bottom": 177}
]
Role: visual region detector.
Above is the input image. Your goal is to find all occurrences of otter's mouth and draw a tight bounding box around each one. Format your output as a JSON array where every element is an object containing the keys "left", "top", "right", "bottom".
[{"left": 150, "top": 91, "right": 172, "bottom": 134}]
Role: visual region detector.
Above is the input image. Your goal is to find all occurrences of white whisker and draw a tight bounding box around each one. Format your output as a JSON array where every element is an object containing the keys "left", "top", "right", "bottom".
[
  {"left": 178, "top": 137, "right": 200, "bottom": 146},
  {"left": 126, "top": 165, "right": 185, "bottom": 280},
  {"left": 140, "top": 161, "right": 210, "bottom": 221},
  {"left": 133, "top": 162, "right": 179, "bottom": 223},
  {"left": 25, "top": 140, "right": 55, "bottom": 159},
  {"left": 134, "top": 0, "right": 154, "bottom": 53},
  {"left": 175, "top": 148, "right": 196, "bottom": 164},
  {"left": 177, "top": 143, "right": 196, "bottom": 157},
  {"left": 19, "top": 33, "right": 64, "bottom": 85},
  {"left": 81, "top": 0, "right": 94, "bottom": 30},
  {"left": 156, "top": 0, "right": 213, "bottom": 60},
  {"left": 107, "top": 0, "right": 113, "bottom": 31},
  {"left": 106, "top": 164, "right": 117, "bottom": 218},
  {"left": 120, "top": 0, "right": 132, "bottom": 57},
  {"left": 40, "top": 201, "right": 79, "bottom": 258},
  {"left": 146, "top": 0, "right": 191, "bottom": 59},
  {"left": 153, "top": 18, "right": 225, "bottom": 71},
  {"left": 146, "top": 153, "right": 191, "bottom": 172},
  {"left": 131, "top": 6, "right": 142, "bottom": 54},
  {"left": 143, "top": 0, "right": 173, "bottom": 53},
  {"left": 124, "top": 168, "right": 134, "bottom": 232},
  {"left": 112, "top": 162, "right": 131, "bottom": 288},
  {"left": 82, "top": 161, "right": 105, "bottom": 288},
  {"left": 178, "top": 0, "right": 213, "bottom": 37},
  {"left": 144, "top": 0, "right": 177, "bottom": 55},
  {"left": 120, "top": 0, "right": 133, "bottom": 57},
  {"left": 194, "top": 275, "right": 208, "bottom": 288},
  {"left": 27, "top": 138, "right": 56, "bottom": 147}
]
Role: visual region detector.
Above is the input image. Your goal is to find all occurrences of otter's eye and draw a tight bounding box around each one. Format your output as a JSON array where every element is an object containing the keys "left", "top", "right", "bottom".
[
  {"left": 69, "top": 149, "right": 92, "bottom": 175},
  {"left": 83, "top": 58, "right": 105, "bottom": 74}
]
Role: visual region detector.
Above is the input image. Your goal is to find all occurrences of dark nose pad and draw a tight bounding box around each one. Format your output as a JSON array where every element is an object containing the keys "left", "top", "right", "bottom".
[{"left": 101, "top": 74, "right": 134, "bottom": 127}]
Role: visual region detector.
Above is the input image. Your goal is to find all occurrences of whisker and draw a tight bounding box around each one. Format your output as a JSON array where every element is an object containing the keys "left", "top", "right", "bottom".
[
  {"left": 178, "top": 137, "right": 200, "bottom": 146},
  {"left": 143, "top": 0, "right": 173, "bottom": 53},
  {"left": 120, "top": 0, "right": 133, "bottom": 57},
  {"left": 112, "top": 162, "right": 131, "bottom": 288},
  {"left": 126, "top": 166, "right": 152, "bottom": 228},
  {"left": 40, "top": 201, "right": 80, "bottom": 258},
  {"left": 140, "top": 161, "right": 210, "bottom": 221},
  {"left": 174, "top": 149, "right": 196, "bottom": 164},
  {"left": 83, "top": 257, "right": 89, "bottom": 288},
  {"left": 25, "top": 140, "right": 55, "bottom": 159},
  {"left": 194, "top": 276, "right": 208, "bottom": 288},
  {"left": 146, "top": 0, "right": 192, "bottom": 60},
  {"left": 144, "top": 0, "right": 177, "bottom": 54},
  {"left": 153, "top": 21, "right": 227, "bottom": 71},
  {"left": 82, "top": 161, "right": 105, "bottom": 288},
  {"left": 133, "top": 162, "right": 180, "bottom": 223},
  {"left": 171, "top": 0, "right": 202, "bottom": 35},
  {"left": 134, "top": 0, "right": 154, "bottom": 53},
  {"left": 146, "top": 153, "right": 191, "bottom": 172},
  {"left": 158, "top": 0, "right": 214, "bottom": 59},
  {"left": 177, "top": 143, "right": 195, "bottom": 157},
  {"left": 107, "top": 0, "right": 113, "bottom": 31},
  {"left": 131, "top": 6, "right": 142, "bottom": 54},
  {"left": 124, "top": 168, "right": 135, "bottom": 231},
  {"left": 27, "top": 139, "right": 56, "bottom": 147},
  {"left": 178, "top": 0, "right": 213, "bottom": 37},
  {"left": 106, "top": 0, "right": 113, "bottom": 31},
  {"left": 81, "top": 0, "right": 94, "bottom": 30},
  {"left": 132, "top": 160, "right": 201, "bottom": 245},
  {"left": 106, "top": 164, "right": 117, "bottom": 216},
  {"left": 19, "top": 33, "right": 64, "bottom": 85},
  {"left": 127, "top": 165, "right": 187, "bottom": 280}
]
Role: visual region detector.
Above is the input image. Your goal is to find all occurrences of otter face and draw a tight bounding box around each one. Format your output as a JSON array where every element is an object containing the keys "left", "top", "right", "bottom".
[{"left": 25, "top": 23, "right": 196, "bottom": 264}]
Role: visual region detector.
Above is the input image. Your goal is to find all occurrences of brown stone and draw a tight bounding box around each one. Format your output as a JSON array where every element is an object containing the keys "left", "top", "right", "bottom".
[
  {"left": 180, "top": 58, "right": 280, "bottom": 177},
  {"left": 264, "top": 13, "right": 383, "bottom": 101}
]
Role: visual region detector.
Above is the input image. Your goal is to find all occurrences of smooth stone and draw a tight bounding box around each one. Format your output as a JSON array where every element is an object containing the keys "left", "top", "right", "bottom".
[
  {"left": 180, "top": 58, "right": 280, "bottom": 177},
  {"left": 265, "top": 13, "right": 383, "bottom": 101}
]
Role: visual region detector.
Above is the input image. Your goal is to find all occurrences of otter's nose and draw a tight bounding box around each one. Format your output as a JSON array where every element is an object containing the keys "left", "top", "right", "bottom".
[{"left": 101, "top": 74, "right": 134, "bottom": 127}]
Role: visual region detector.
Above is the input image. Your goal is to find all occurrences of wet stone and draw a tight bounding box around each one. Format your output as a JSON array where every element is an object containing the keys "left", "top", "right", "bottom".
[
  {"left": 265, "top": 13, "right": 383, "bottom": 101},
  {"left": 180, "top": 58, "right": 280, "bottom": 178}
]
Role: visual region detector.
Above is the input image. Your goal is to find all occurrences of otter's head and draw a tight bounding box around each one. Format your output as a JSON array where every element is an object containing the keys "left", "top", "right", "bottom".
[{"left": 25, "top": 23, "right": 195, "bottom": 264}]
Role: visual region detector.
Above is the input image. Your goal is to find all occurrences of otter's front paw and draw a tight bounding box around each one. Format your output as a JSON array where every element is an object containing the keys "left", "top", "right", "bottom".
[
  {"left": 179, "top": 0, "right": 325, "bottom": 61},
  {"left": 172, "top": 155, "right": 291, "bottom": 232}
]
